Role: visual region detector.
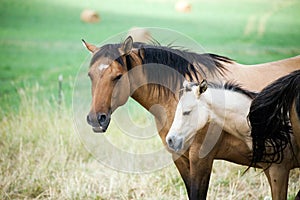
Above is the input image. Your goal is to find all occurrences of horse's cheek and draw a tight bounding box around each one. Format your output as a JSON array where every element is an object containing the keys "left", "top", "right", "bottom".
[{"left": 112, "top": 79, "right": 130, "bottom": 107}]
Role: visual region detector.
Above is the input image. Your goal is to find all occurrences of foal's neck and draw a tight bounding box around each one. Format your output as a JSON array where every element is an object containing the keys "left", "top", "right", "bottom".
[{"left": 202, "top": 88, "right": 252, "bottom": 143}]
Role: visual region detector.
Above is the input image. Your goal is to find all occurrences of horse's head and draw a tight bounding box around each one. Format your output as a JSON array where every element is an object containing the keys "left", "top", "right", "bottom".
[
  {"left": 166, "top": 80, "right": 208, "bottom": 152},
  {"left": 83, "top": 36, "right": 139, "bottom": 133}
]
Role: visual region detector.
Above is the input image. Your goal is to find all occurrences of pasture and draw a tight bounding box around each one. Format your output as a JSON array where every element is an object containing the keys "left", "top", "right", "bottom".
[{"left": 1, "top": 0, "right": 300, "bottom": 199}]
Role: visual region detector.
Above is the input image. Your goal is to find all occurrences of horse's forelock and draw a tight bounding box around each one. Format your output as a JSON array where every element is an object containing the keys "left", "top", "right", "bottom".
[{"left": 90, "top": 44, "right": 123, "bottom": 67}]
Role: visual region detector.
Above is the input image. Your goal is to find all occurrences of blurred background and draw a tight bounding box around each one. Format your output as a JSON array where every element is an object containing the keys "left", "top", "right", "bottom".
[
  {"left": 1, "top": 0, "right": 300, "bottom": 112},
  {"left": 1, "top": 0, "right": 299, "bottom": 199}
]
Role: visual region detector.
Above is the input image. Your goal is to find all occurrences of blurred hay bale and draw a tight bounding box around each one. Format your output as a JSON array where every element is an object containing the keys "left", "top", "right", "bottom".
[
  {"left": 127, "top": 27, "right": 152, "bottom": 43},
  {"left": 80, "top": 9, "right": 100, "bottom": 23},
  {"left": 175, "top": 1, "right": 191, "bottom": 13}
]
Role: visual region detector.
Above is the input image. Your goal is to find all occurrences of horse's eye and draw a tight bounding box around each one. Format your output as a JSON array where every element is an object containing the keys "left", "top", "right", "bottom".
[
  {"left": 183, "top": 111, "right": 191, "bottom": 116},
  {"left": 113, "top": 74, "right": 122, "bottom": 81}
]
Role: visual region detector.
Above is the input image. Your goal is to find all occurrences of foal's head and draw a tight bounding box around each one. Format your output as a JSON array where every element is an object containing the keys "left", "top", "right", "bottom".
[
  {"left": 83, "top": 36, "right": 138, "bottom": 132},
  {"left": 166, "top": 80, "right": 209, "bottom": 152}
]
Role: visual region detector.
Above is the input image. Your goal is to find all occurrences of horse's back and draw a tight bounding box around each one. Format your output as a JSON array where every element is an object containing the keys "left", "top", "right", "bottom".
[
  {"left": 222, "top": 55, "right": 300, "bottom": 91},
  {"left": 252, "top": 55, "right": 300, "bottom": 68}
]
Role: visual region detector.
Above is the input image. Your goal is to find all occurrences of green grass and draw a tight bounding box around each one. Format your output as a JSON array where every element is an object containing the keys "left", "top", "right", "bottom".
[
  {"left": 1, "top": 0, "right": 300, "bottom": 199},
  {"left": 1, "top": 0, "right": 300, "bottom": 114}
]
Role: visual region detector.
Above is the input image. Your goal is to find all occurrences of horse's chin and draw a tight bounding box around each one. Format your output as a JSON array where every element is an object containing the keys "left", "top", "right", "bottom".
[{"left": 92, "top": 126, "right": 106, "bottom": 133}]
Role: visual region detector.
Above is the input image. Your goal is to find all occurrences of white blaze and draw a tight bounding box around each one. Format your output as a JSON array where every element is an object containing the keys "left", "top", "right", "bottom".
[{"left": 98, "top": 64, "right": 109, "bottom": 71}]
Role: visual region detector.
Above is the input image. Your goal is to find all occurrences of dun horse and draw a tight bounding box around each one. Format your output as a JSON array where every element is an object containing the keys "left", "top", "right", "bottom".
[
  {"left": 83, "top": 36, "right": 300, "bottom": 199},
  {"left": 166, "top": 79, "right": 300, "bottom": 199},
  {"left": 249, "top": 69, "right": 300, "bottom": 165}
]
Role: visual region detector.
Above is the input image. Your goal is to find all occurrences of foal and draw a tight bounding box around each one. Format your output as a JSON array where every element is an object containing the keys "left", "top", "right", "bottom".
[
  {"left": 166, "top": 80, "right": 256, "bottom": 152},
  {"left": 166, "top": 80, "right": 300, "bottom": 199}
]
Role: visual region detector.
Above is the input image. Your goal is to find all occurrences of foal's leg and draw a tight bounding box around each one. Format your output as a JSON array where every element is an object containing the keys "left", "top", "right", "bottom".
[{"left": 263, "top": 164, "right": 290, "bottom": 200}]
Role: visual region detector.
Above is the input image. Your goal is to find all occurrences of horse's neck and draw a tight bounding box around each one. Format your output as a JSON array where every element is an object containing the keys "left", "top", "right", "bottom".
[
  {"left": 131, "top": 84, "right": 177, "bottom": 118},
  {"left": 201, "top": 88, "right": 251, "bottom": 140},
  {"left": 127, "top": 59, "right": 181, "bottom": 121},
  {"left": 130, "top": 84, "right": 177, "bottom": 140}
]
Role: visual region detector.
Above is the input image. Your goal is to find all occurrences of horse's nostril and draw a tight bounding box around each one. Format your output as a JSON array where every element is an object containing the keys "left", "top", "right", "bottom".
[
  {"left": 87, "top": 115, "right": 94, "bottom": 125},
  {"left": 97, "top": 114, "right": 107, "bottom": 124}
]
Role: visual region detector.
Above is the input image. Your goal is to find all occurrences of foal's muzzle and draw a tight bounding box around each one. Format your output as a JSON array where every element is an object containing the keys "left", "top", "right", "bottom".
[
  {"left": 87, "top": 111, "right": 111, "bottom": 133},
  {"left": 166, "top": 134, "right": 184, "bottom": 152}
]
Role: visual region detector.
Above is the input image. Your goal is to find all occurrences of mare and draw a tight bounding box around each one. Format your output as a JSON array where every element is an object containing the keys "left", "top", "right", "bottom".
[
  {"left": 166, "top": 80, "right": 300, "bottom": 199},
  {"left": 249, "top": 70, "right": 300, "bottom": 198},
  {"left": 83, "top": 36, "right": 300, "bottom": 199}
]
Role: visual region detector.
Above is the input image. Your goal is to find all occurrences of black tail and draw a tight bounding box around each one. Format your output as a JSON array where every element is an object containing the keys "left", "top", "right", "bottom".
[{"left": 249, "top": 69, "right": 300, "bottom": 166}]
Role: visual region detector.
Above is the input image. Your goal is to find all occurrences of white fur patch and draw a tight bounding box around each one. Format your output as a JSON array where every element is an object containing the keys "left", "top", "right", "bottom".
[
  {"left": 98, "top": 64, "right": 109, "bottom": 71},
  {"left": 168, "top": 85, "right": 253, "bottom": 152}
]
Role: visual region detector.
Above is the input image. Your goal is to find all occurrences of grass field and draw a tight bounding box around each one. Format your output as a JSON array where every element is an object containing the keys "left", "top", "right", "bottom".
[{"left": 1, "top": 0, "right": 300, "bottom": 199}]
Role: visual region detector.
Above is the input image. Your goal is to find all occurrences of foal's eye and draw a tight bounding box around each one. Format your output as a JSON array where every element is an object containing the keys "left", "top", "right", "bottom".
[
  {"left": 113, "top": 74, "right": 122, "bottom": 81},
  {"left": 183, "top": 111, "right": 191, "bottom": 116}
]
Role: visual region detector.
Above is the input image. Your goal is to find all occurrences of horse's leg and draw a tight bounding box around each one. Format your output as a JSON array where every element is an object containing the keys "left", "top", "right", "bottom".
[
  {"left": 188, "top": 125, "right": 223, "bottom": 200},
  {"left": 172, "top": 154, "right": 191, "bottom": 198},
  {"left": 189, "top": 154, "right": 214, "bottom": 200},
  {"left": 263, "top": 164, "right": 290, "bottom": 200}
]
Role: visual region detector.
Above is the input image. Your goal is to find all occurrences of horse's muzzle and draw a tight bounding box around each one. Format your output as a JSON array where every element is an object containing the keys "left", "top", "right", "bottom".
[{"left": 87, "top": 111, "right": 111, "bottom": 133}]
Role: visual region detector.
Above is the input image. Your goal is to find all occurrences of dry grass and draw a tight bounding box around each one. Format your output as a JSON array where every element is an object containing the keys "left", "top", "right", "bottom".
[{"left": 0, "top": 85, "right": 299, "bottom": 199}]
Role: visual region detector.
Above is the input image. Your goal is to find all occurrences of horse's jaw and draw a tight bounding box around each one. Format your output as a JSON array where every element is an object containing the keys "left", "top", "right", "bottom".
[{"left": 92, "top": 126, "right": 106, "bottom": 133}]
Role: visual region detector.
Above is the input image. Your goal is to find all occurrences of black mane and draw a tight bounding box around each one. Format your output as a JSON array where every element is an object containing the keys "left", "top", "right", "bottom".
[
  {"left": 249, "top": 69, "right": 300, "bottom": 166},
  {"left": 208, "top": 81, "right": 257, "bottom": 99},
  {"left": 182, "top": 81, "right": 257, "bottom": 101},
  {"left": 91, "top": 41, "right": 233, "bottom": 98},
  {"left": 134, "top": 43, "right": 231, "bottom": 79}
]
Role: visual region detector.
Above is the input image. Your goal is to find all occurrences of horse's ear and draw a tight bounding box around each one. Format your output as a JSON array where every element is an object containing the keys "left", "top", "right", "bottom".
[
  {"left": 121, "top": 36, "right": 133, "bottom": 55},
  {"left": 82, "top": 39, "right": 98, "bottom": 53},
  {"left": 199, "top": 79, "right": 208, "bottom": 94}
]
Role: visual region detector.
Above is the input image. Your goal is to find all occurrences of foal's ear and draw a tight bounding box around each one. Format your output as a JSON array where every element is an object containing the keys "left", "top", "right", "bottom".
[
  {"left": 82, "top": 39, "right": 98, "bottom": 53},
  {"left": 121, "top": 36, "right": 133, "bottom": 55},
  {"left": 183, "top": 80, "right": 189, "bottom": 88},
  {"left": 194, "top": 80, "right": 207, "bottom": 99},
  {"left": 199, "top": 79, "right": 208, "bottom": 94}
]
